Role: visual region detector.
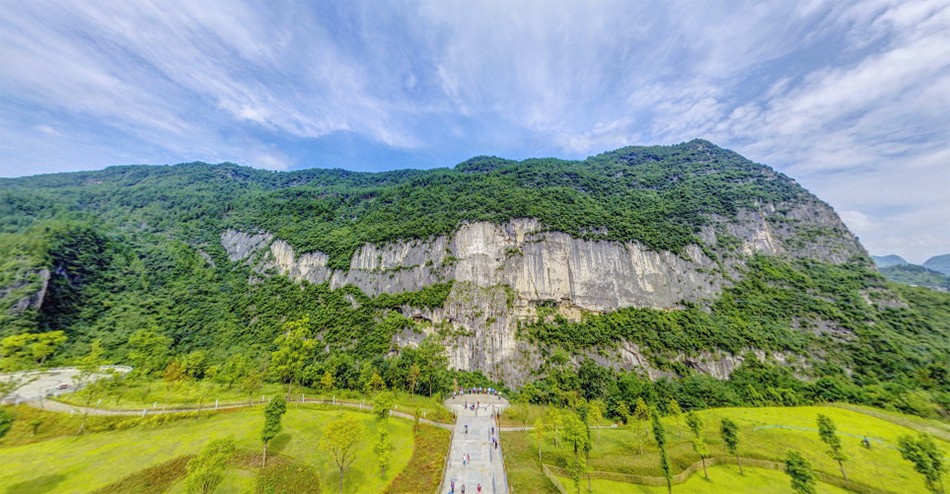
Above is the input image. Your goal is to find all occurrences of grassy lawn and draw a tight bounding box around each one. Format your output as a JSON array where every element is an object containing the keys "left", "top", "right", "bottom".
[
  {"left": 383, "top": 423, "right": 452, "bottom": 494},
  {"left": 503, "top": 405, "right": 950, "bottom": 494},
  {"left": 0, "top": 406, "right": 416, "bottom": 494},
  {"left": 554, "top": 465, "right": 852, "bottom": 494},
  {"left": 61, "top": 380, "right": 456, "bottom": 423}
]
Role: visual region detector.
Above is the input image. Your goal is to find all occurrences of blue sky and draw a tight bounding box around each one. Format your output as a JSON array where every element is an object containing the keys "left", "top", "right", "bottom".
[{"left": 1, "top": 0, "right": 947, "bottom": 262}]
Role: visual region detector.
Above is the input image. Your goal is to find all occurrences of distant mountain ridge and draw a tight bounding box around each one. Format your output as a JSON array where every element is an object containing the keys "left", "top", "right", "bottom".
[
  {"left": 923, "top": 254, "right": 950, "bottom": 275},
  {"left": 871, "top": 254, "right": 908, "bottom": 267},
  {"left": 873, "top": 253, "right": 950, "bottom": 292}
]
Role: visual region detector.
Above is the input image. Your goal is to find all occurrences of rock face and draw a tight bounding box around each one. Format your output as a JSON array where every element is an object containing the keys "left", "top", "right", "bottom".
[{"left": 222, "top": 199, "right": 868, "bottom": 385}]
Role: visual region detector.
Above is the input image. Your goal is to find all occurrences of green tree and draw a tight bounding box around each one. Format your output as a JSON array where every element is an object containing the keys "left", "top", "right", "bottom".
[
  {"left": 214, "top": 353, "right": 251, "bottom": 390},
  {"left": 408, "top": 364, "right": 420, "bottom": 399},
  {"left": 366, "top": 370, "right": 385, "bottom": 394},
  {"left": 1, "top": 330, "right": 67, "bottom": 366},
  {"left": 320, "top": 416, "right": 365, "bottom": 494},
  {"left": 588, "top": 400, "right": 605, "bottom": 446},
  {"left": 532, "top": 417, "right": 548, "bottom": 461},
  {"left": 0, "top": 408, "right": 15, "bottom": 440},
  {"left": 692, "top": 436, "right": 711, "bottom": 479},
  {"left": 562, "top": 410, "right": 590, "bottom": 494},
  {"left": 720, "top": 418, "right": 743, "bottom": 474},
  {"left": 374, "top": 417, "right": 393, "bottom": 478},
  {"left": 651, "top": 407, "right": 672, "bottom": 494},
  {"left": 633, "top": 397, "right": 650, "bottom": 455},
  {"left": 685, "top": 411, "right": 703, "bottom": 438},
  {"left": 898, "top": 433, "right": 947, "bottom": 494},
  {"left": 261, "top": 395, "right": 287, "bottom": 466},
  {"left": 320, "top": 370, "right": 336, "bottom": 394},
  {"left": 271, "top": 317, "right": 316, "bottom": 397},
  {"left": 543, "top": 407, "right": 563, "bottom": 448},
  {"left": 784, "top": 451, "right": 817, "bottom": 494},
  {"left": 816, "top": 414, "right": 848, "bottom": 484},
  {"left": 668, "top": 399, "right": 684, "bottom": 439},
  {"left": 374, "top": 391, "right": 395, "bottom": 420},
  {"left": 127, "top": 329, "right": 170, "bottom": 391},
  {"left": 183, "top": 437, "right": 236, "bottom": 494},
  {"left": 73, "top": 340, "right": 108, "bottom": 436}
]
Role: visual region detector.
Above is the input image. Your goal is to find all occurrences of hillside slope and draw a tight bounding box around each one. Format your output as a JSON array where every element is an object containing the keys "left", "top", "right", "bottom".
[{"left": 1, "top": 140, "right": 946, "bottom": 413}]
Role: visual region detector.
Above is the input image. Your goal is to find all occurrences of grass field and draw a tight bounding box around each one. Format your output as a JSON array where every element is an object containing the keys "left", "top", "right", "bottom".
[
  {"left": 554, "top": 465, "right": 853, "bottom": 494},
  {"left": 0, "top": 406, "right": 416, "bottom": 494},
  {"left": 62, "top": 380, "right": 456, "bottom": 423},
  {"left": 502, "top": 405, "right": 950, "bottom": 494}
]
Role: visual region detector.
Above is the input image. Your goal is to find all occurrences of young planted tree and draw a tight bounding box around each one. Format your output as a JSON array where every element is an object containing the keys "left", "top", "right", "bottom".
[
  {"left": 692, "top": 436, "right": 711, "bottom": 479},
  {"left": 320, "top": 416, "right": 365, "bottom": 494},
  {"left": 73, "top": 340, "right": 108, "bottom": 436},
  {"left": 575, "top": 400, "right": 595, "bottom": 491},
  {"left": 668, "top": 399, "right": 684, "bottom": 439},
  {"left": 651, "top": 408, "right": 672, "bottom": 494},
  {"left": 685, "top": 411, "right": 703, "bottom": 438},
  {"left": 562, "top": 411, "right": 590, "bottom": 494},
  {"left": 374, "top": 391, "right": 395, "bottom": 420},
  {"left": 408, "top": 364, "right": 420, "bottom": 399},
  {"left": 543, "top": 407, "right": 563, "bottom": 448},
  {"left": 0, "top": 408, "right": 15, "bottom": 440},
  {"left": 261, "top": 395, "right": 287, "bottom": 466},
  {"left": 271, "top": 317, "right": 317, "bottom": 397},
  {"left": 364, "top": 370, "right": 386, "bottom": 395},
  {"left": 183, "top": 437, "right": 236, "bottom": 494},
  {"left": 614, "top": 400, "right": 631, "bottom": 426},
  {"left": 375, "top": 417, "right": 393, "bottom": 478},
  {"left": 816, "top": 414, "right": 848, "bottom": 484},
  {"left": 373, "top": 390, "right": 395, "bottom": 478},
  {"left": 784, "top": 450, "right": 817, "bottom": 494},
  {"left": 532, "top": 417, "right": 548, "bottom": 461},
  {"left": 588, "top": 400, "right": 605, "bottom": 446},
  {"left": 633, "top": 397, "right": 650, "bottom": 455},
  {"left": 898, "top": 433, "right": 947, "bottom": 494},
  {"left": 685, "top": 411, "right": 709, "bottom": 478},
  {"left": 127, "top": 329, "right": 170, "bottom": 393},
  {"left": 320, "top": 370, "right": 336, "bottom": 394},
  {"left": 720, "top": 418, "right": 743, "bottom": 474}
]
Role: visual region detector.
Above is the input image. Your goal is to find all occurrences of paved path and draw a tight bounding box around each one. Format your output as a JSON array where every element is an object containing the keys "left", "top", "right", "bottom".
[
  {"left": 24, "top": 391, "right": 455, "bottom": 430},
  {"left": 1, "top": 366, "right": 130, "bottom": 405},
  {"left": 441, "top": 394, "right": 509, "bottom": 494}
]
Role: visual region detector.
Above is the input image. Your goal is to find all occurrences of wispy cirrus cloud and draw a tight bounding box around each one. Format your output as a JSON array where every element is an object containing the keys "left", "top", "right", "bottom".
[{"left": 0, "top": 0, "right": 947, "bottom": 260}]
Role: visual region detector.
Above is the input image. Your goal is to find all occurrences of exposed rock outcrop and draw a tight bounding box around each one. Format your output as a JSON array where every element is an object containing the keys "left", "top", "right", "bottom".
[{"left": 221, "top": 198, "right": 868, "bottom": 385}]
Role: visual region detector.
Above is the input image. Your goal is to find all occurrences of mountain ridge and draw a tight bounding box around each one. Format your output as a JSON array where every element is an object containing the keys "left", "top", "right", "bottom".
[{"left": 1, "top": 140, "right": 946, "bottom": 417}]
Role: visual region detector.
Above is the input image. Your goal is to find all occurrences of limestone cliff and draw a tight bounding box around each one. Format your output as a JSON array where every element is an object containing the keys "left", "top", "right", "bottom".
[{"left": 222, "top": 197, "right": 868, "bottom": 385}]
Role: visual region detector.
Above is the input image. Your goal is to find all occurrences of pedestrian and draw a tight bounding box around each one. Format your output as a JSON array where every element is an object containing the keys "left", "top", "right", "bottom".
[
  {"left": 467, "top": 454, "right": 470, "bottom": 462},
  {"left": 461, "top": 484, "right": 465, "bottom": 494},
  {"left": 477, "top": 484, "right": 482, "bottom": 493},
  {"left": 451, "top": 480, "right": 455, "bottom": 492},
  {"left": 491, "top": 426, "right": 495, "bottom": 435},
  {"left": 464, "top": 424, "right": 468, "bottom": 434}
]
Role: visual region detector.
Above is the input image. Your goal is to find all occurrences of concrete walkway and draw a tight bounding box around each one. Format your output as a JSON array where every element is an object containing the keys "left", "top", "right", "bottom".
[{"left": 441, "top": 394, "right": 509, "bottom": 494}]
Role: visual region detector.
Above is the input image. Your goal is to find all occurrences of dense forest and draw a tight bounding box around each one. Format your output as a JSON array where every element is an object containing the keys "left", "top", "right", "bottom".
[{"left": 1, "top": 139, "right": 948, "bottom": 420}]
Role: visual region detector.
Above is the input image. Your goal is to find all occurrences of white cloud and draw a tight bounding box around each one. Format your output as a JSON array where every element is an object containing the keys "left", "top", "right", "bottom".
[{"left": 1, "top": 0, "right": 947, "bottom": 258}]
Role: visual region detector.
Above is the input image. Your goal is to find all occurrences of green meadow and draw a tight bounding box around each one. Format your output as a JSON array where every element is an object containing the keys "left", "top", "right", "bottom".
[
  {"left": 0, "top": 405, "right": 418, "bottom": 494},
  {"left": 555, "top": 465, "right": 853, "bottom": 494},
  {"left": 59, "top": 379, "right": 456, "bottom": 423},
  {"left": 502, "top": 405, "right": 950, "bottom": 494}
]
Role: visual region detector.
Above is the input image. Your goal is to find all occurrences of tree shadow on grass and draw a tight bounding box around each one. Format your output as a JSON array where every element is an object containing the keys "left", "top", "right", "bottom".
[
  {"left": 270, "top": 432, "right": 291, "bottom": 453},
  {"left": 5, "top": 473, "right": 67, "bottom": 494}
]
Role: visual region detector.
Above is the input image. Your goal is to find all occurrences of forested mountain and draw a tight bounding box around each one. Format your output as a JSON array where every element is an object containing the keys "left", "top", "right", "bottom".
[
  {"left": 2, "top": 139, "right": 948, "bottom": 419},
  {"left": 924, "top": 254, "right": 950, "bottom": 275},
  {"left": 872, "top": 254, "right": 909, "bottom": 268}
]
